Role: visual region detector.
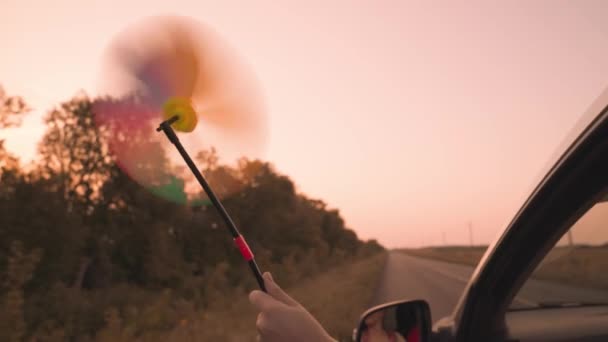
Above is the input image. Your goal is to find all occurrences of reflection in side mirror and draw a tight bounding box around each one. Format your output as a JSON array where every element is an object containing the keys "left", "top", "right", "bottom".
[{"left": 354, "top": 300, "right": 431, "bottom": 342}]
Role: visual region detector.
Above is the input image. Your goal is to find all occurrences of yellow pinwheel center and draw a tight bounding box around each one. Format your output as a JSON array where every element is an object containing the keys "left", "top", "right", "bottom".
[{"left": 162, "top": 97, "right": 198, "bottom": 132}]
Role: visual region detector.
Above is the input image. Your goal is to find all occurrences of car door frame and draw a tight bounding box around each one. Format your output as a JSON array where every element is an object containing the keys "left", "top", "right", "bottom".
[{"left": 436, "top": 90, "right": 608, "bottom": 341}]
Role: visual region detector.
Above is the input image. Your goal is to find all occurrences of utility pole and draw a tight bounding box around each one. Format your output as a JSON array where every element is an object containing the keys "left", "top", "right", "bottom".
[
  {"left": 567, "top": 230, "right": 574, "bottom": 247},
  {"left": 468, "top": 221, "right": 474, "bottom": 247}
]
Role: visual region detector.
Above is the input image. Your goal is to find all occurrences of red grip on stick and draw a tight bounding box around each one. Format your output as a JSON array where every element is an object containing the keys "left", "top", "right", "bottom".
[{"left": 234, "top": 235, "right": 254, "bottom": 261}]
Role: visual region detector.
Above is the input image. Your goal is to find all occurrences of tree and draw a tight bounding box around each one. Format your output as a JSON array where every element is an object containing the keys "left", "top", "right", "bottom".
[
  {"left": 0, "top": 241, "right": 41, "bottom": 342},
  {"left": 0, "top": 85, "right": 29, "bottom": 173},
  {"left": 0, "top": 86, "right": 29, "bottom": 128},
  {"left": 38, "top": 94, "right": 110, "bottom": 210},
  {"left": 0, "top": 87, "right": 384, "bottom": 340}
]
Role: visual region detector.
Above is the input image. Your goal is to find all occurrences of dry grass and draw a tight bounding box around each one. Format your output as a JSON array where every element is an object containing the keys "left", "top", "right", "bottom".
[
  {"left": 534, "top": 246, "right": 608, "bottom": 290},
  {"left": 400, "top": 246, "right": 487, "bottom": 267},
  {"left": 401, "top": 246, "right": 608, "bottom": 291},
  {"left": 130, "top": 252, "right": 388, "bottom": 342},
  {"left": 290, "top": 252, "right": 388, "bottom": 341}
]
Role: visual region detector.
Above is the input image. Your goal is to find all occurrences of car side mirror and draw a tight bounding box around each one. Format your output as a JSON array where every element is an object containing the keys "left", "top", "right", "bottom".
[{"left": 353, "top": 300, "right": 431, "bottom": 342}]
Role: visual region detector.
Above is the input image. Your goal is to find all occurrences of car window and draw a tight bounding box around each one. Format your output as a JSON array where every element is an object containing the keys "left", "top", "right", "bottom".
[{"left": 509, "top": 199, "right": 608, "bottom": 310}]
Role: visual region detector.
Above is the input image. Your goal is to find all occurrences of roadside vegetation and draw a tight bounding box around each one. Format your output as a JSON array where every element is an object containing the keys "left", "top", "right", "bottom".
[
  {"left": 534, "top": 246, "right": 608, "bottom": 290},
  {"left": 0, "top": 86, "right": 384, "bottom": 341},
  {"left": 402, "top": 245, "right": 608, "bottom": 291},
  {"left": 154, "top": 252, "right": 388, "bottom": 342}
]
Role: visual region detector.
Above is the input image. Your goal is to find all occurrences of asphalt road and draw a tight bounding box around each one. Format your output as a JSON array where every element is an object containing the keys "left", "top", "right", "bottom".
[
  {"left": 371, "top": 251, "right": 608, "bottom": 323},
  {"left": 371, "top": 252, "right": 473, "bottom": 322}
]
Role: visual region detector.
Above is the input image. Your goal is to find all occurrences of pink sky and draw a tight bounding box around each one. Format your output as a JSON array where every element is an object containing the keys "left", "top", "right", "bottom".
[{"left": 2, "top": 0, "right": 608, "bottom": 248}]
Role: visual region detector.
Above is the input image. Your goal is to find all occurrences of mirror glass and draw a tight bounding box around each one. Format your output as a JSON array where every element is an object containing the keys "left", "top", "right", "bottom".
[{"left": 355, "top": 300, "right": 430, "bottom": 342}]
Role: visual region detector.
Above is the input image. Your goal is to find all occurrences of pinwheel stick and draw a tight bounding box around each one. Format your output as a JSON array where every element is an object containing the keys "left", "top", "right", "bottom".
[{"left": 157, "top": 116, "right": 266, "bottom": 292}]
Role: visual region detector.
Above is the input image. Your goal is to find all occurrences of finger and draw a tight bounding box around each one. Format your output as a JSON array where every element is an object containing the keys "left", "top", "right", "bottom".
[
  {"left": 263, "top": 272, "right": 299, "bottom": 307},
  {"left": 256, "top": 312, "right": 274, "bottom": 340},
  {"left": 249, "top": 289, "right": 283, "bottom": 312},
  {"left": 256, "top": 312, "right": 267, "bottom": 332}
]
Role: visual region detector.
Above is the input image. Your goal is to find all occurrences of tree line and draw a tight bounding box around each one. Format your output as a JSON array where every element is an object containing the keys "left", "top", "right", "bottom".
[{"left": 0, "top": 86, "right": 383, "bottom": 341}]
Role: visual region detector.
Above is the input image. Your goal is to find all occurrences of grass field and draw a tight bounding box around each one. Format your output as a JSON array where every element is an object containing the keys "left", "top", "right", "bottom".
[
  {"left": 534, "top": 246, "right": 608, "bottom": 290},
  {"left": 400, "top": 246, "right": 487, "bottom": 267},
  {"left": 401, "top": 246, "right": 608, "bottom": 291},
  {"left": 105, "top": 252, "right": 388, "bottom": 342}
]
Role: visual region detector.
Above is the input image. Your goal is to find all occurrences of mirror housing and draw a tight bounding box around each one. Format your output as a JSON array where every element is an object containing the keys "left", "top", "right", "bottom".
[{"left": 354, "top": 300, "right": 431, "bottom": 342}]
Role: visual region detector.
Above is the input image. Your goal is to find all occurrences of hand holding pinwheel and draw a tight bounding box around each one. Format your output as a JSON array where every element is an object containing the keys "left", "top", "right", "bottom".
[{"left": 94, "top": 15, "right": 268, "bottom": 291}]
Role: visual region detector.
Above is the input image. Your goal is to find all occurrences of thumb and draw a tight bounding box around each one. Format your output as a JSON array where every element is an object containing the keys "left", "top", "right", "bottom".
[
  {"left": 264, "top": 272, "right": 299, "bottom": 307},
  {"left": 249, "top": 289, "right": 283, "bottom": 312}
]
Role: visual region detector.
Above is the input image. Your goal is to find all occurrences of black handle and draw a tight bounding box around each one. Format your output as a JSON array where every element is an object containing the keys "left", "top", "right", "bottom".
[{"left": 157, "top": 117, "right": 267, "bottom": 292}]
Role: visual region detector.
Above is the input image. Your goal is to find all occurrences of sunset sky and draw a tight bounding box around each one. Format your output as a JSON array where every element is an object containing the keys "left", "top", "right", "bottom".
[{"left": 2, "top": 1, "right": 608, "bottom": 248}]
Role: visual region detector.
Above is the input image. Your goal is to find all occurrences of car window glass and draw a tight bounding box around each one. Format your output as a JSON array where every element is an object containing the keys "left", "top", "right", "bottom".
[{"left": 509, "top": 200, "right": 608, "bottom": 310}]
